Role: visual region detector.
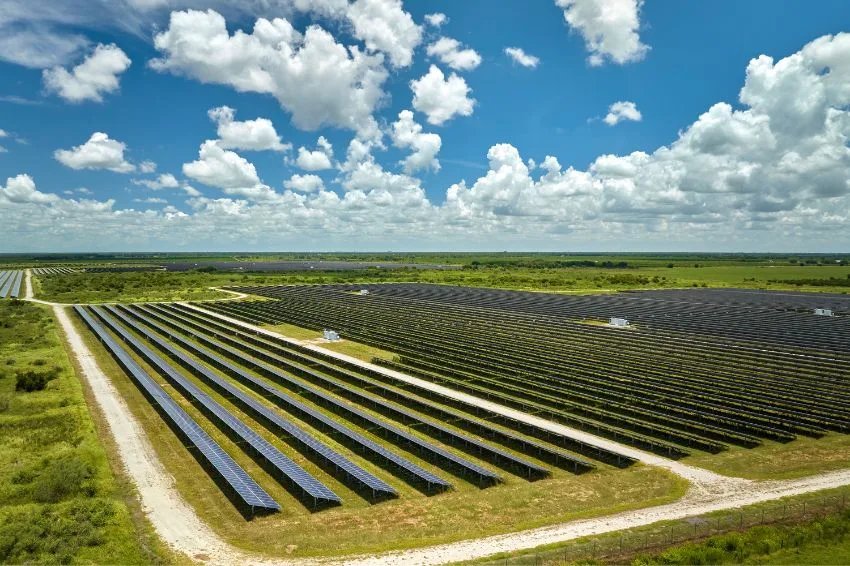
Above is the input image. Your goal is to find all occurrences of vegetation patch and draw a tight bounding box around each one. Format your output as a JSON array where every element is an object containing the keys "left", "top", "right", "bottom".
[{"left": 0, "top": 301, "right": 162, "bottom": 564}]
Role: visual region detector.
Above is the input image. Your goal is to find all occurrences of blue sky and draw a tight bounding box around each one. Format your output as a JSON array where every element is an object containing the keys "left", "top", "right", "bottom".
[{"left": 1, "top": 0, "right": 850, "bottom": 252}]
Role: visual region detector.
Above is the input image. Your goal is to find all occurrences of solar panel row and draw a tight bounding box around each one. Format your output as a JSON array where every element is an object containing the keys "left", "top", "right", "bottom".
[
  {"left": 88, "top": 305, "right": 341, "bottom": 508},
  {"left": 165, "top": 303, "right": 589, "bottom": 477},
  {"left": 0, "top": 270, "right": 23, "bottom": 299},
  {"left": 147, "top": 303, "right": 502, "bottom": 486},
  {"left": 107, "top": 305, "right": 397, "bottom": 500},
  {"left": 131, "top": 304, "right": 453, "bottom": 493},
  {"left": 73, "top": 305, "right": 281, "bottom": 514},
  {"left": 175, "top": 303, "right": 603, "bottom": 473}
]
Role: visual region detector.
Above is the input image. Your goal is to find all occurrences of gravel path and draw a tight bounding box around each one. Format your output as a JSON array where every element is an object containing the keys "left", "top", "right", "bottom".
[{"left": 46, "top": 299, "right": 850, "bottom": 565}]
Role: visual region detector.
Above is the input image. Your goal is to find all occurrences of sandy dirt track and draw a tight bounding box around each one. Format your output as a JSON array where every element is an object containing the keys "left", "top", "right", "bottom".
[{"left": 49, "top": 299, "right": 850, "bottom": 565}]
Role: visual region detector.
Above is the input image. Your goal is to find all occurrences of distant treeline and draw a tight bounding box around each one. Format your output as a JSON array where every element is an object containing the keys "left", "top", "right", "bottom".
[
  {"left": 770, "top": 275, "right": 850, "bottom": 287},
  {"left": 465, "top": 260, "right": 631, "bottom": 269}
]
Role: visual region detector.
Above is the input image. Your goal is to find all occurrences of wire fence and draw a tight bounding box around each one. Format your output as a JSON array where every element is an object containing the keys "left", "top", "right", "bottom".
[{"left": 484, "top": 492, "right": 850, "bottom": 565}]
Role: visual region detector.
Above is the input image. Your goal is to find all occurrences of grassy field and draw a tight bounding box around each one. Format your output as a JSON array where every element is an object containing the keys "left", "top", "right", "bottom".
[
  {"left": 685, "top": 434, "right": 850, "bottom": 480},
  {"left": 71, "top": 308, "right": 688, "bottom": 558},
  {"left": 477, "top": 485, "right": 850, "bottom": 565},
  {"left": 260, "top": 323, "right": 398, "bottom": 362},
  {"left": 0, "top": 301, "right": 170, "bottom": 564},
  {"left": 30, "top": 256, "right": 850, "bottom": 304}
]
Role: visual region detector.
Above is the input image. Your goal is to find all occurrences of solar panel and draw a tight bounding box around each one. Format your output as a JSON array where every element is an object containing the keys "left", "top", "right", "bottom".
[
  {"left": 145, "top": 304, "right": 501, "bottom": 485},
  {"left": 0, "top": 271, "right": 19, "bottom": 299},
  {"left": 10, "top": 271, "right": 23, "bottom": 298},
  {"left": 131, "top": 304, "right": 452, "bottom": 492},
  {"left": 109, "top": 305, "right": 397, "bottom": 499},
  {"left": 159, "top": 305, "right": 531, "bottom": 477},
  {"left": 88, "top": 306, "right": 340, "bottom": 507},
  {"left": 73, "top": 306, "right": 280, "bottom": 513},
  {"left": 178, "top": 303, "right": 596, "bottom": 475}
]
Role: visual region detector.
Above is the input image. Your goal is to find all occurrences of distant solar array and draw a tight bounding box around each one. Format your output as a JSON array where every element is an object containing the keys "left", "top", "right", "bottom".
[
  {"left": 0, "top": 270, "right": 23, "bottom": 299},
  {"left": 210, "top": 283, "right": 850, "bottom": 461},
  {"left": 32, "top": 267, "right": 76, "bottom": 275}
]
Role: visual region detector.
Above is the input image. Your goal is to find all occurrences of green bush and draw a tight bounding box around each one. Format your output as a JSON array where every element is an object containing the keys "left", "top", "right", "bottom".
[
  {"left": 32, "top": 455, "right": 96, "bottom": 503},
  {"left": 0, "top": 499, "right": 117, "bottom": 564},
  {"left": 14, "top": 368, "right": 59, "bottom": 392}
]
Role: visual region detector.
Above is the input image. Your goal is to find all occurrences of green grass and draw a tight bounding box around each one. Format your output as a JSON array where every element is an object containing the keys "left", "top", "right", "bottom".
[
  {"left": 72, "top": 308, "right": 688, "bottom": 558},
  {"left": 684, "top": 434, "right": 850, "bottom": 480},
  {"left": 261, "top": 322, "right": 398, "bottom": 363},
  {"left": 31, "top": 260, "right": 850, "bottom": 304},
  {"left": 261, "top": 322, "right": 323, "bottom": 340},
  {"left": 0, "top": 301, "right": 170, "bottom": 564},
  {"left": 627, "top": 508, "right": 850, "bottom": 565}
]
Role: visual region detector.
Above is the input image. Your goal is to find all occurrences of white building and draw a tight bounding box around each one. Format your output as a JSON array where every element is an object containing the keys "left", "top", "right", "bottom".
[
  {"left": 609, "top": 317, "right": 630, "bottom": 327},
  {"left": 322, "top": 329, "right": 340, "bottom": 341}
]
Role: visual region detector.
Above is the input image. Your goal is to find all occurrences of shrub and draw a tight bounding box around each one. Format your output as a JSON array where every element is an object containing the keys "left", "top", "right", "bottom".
[
  {"left": 14, "top": 367, "right": 59, "bottom": 392},
  {"left": 32, "top": 455, "right": 95, "bottom": 503}
]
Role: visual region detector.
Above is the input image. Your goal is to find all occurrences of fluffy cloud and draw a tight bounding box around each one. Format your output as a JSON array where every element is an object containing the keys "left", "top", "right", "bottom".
[
  {"left": 504, "top": 47, "right": 540, "bottom": 68},
  {"left": 208, "top": 106, "right": 290, "bottom": 151},
  {"left": 426, "top": 37, "right": 481, "bottom": 71},
  {"left": 150, "top": 9, "right": 388, "bottom": 136},
  {"left": 295, "top": 136, "right": 334, "bottom": 170},
  {"left": 139, "top": 160, "right": 157, "bottom": 173},
  {"left": 183, "top": 140, "right": 260, "bottom": 189},
  {"left": 410, "top": 65, "right": 475, "bottom": 125},
  {"left": 424, "top": 13, "right": 447, "bottom": 27},
  {"left": 1, "top": 174, "right": 59, "bottom": 204},
  {"left": 43, "top": 43, "right": 131, "bottom": 103},
  {"left": 132, "top": 173, "right": 180, "bottom": 190},
  {"left": 54, "top": 132, "right": 135, "bottom": 172},
  {"left": 347, "top": 0, "right": 422, "bottom": 68},
  {"left": 390, "top": 110, "right": 441, "bottom": 173},
  {"left": 284, "top": 173, "right": 324, "bottom": 192},
  {"left": 604, "top": 100, "right": 642, "bottom": 125},
  {"left": 5, "top": 32, "right": 850, "bottom": 251},
  {"left": 556, "top": 0, "right": 649, "bottom": 66}
]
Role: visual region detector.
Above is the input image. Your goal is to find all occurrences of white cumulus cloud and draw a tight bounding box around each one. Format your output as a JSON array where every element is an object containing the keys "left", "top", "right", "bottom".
[
  {"left": 604, "top": 100, "right": 642, "bottom": 125},
  {"left": 132, "top": 173, "right": 180, "bottom": 190},
  {"left": 390, "top": 110, "right": 441, "bottom": 173},
  {"left": 347, "top": 0, "right": 422, "bottom": 68},
  {"left": 208, "top": 106, "right": 290, "bottom": 151},
  {"left": 556, "top": 0, "right": 649, "bottom": 66},
  {"left": 295, "top": 136, "right": 334, "bottom": 170},
  {"left": 426, "top": 37, "right": 481, "bottom": 71},
  {"left": 410, "top": 65, "right": 475, "bottom": 125},
  {"left": 284, "top": 173, "right": 325, "bottom": 192},
  {"left": 424, "top": 13, "right": 447, "bottom": 27},
  {"left": 504, "top": 47, "right": 540, "bottom": 68},
  {"left": 43, "top": 43, "right": 131, "bottom": 103},
  {"left": 183, "top": 140, "right": 260, "bottom": 189},
  {"left": 54, "top": 132, "right": 135, "bottom": 172},
  {"left": 150, "top": 9, "right": 388, "bottom": 136}
]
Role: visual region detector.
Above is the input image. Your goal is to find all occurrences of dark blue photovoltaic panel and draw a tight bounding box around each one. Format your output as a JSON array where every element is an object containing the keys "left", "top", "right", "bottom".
[
  {"left": 0, "top": 272, "right": 11, "bottom": 296},
  {"left": 73, "top": 306, "right": 280, "bottom": 512},
  {"left": 0, "top": 271, "right": 19, "bottom": 299},
  {"left": 134, "top": 304, "right": 454, "bottom": 490},
  {"left": 145, "top": 303, "right": 502, "bottom": 484},
  {"left": 88, "top": 306, "right": 340, "bottom": 505},
  {"left": 108, "top": 305, "right": 397, "bottom": 498},
  {"left": 157, "top": 305, "right": 514, "bottom": 479},
  {"left": 10, "top": 271, "right": 23, "bottom": 298}
]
